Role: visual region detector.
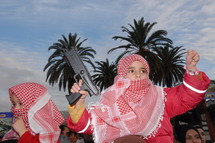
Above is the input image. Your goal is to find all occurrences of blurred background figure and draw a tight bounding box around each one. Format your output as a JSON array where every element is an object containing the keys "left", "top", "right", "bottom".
[
  {"left": 82, "top": 134, "right": 94, "bottom": 143},
  {"left": 76, "top": 133, "right": 85, "bottom": 143},
  {"left": 67, "top": 131, "right": 85, "bottom": 143},
  {"left": 68, "top": 131, "right": 78, "bottom": 143},
  {"left": 178, "top": 125, "right": 202, "bottom": 143},
  {"left": 59, "top": 124, "right": 71, "bottom": 143},
  {"left": 193, "top": 125, "right": 207, "bottom": 143}
]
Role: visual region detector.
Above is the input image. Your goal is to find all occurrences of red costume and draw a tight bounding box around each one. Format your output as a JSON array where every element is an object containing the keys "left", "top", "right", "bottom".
[{"left": 67, "top": 54, "right": 210, "bottom": 143}]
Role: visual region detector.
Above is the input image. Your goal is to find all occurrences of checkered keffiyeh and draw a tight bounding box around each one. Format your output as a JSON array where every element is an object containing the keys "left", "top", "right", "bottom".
[
  {"left": 89, "top": 54, "right": 165, "bottom": 143},
  {"left": 117, "top": 54, "right": 150, "bottom": 77},
  {"left": 8, "top": 82, "right": 64, "bottom": 143}
]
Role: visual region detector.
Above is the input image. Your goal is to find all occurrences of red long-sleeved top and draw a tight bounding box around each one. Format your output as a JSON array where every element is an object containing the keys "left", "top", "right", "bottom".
[
  {"left": 18, "top": 131, "right": 60, "bottom": 143},
  {"left": 67, "top": 72, "right": 210, "bottom": 143}
]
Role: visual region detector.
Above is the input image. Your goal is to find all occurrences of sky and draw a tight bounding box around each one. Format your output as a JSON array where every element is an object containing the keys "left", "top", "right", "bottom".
[{"left": 0, "top": 0, "right": 215, "bottom": 112}]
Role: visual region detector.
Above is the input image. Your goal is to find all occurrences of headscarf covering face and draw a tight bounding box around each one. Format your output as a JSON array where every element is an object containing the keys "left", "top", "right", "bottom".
[
  {"left": 90, "top": 54, "right": 165, "bottom": 143},
  {"left": 117, "top": 54, "right": 150, "bottom": 78},
  {"left": 116, "top": 54, "right": 151, "bottom": 113},
  {"left": 9, "top": 82, "right": 64, "bottom": 143},
  {"left": 10, "top": 82, "right": 47, "bottom": 130}
]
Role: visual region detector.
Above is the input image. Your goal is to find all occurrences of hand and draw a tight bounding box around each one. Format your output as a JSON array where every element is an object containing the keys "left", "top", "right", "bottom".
[
  {"left": 70, "top": 80, "right": 89, "bottom": 107},
  {"left": 12, "top": 117, "right": 27, "bottom": 137},
  {"left": 186, "top": 50, "right": 200, "bottom": 71}
]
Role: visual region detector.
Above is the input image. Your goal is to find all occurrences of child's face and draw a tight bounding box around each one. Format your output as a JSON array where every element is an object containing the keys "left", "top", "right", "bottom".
[
  {"left": 125, "top": 61, "right": 148, "bottom": 80},
  {"left": 11, "top": 94, "right": 24, "bottom": 109}
]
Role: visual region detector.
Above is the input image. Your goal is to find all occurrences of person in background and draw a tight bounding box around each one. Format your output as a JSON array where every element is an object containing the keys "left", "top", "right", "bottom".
[
  {"left": 178, "top": 125, "right": 202, "bottom": 143},
  {"left": 59, "top": 125, "right": 71, "bottom": 143},
  {"left": 76, "top": 133, "right": 85, "bottom": 143},
  {"left": 2, "top": 82, "right": 64, "bottom": 143},
  {"left": 67, "top": 131, "right": 78, "bottom": 143},
  {"left": 82, "top": 134, "right": 94, "bottom": 143},
  {"left": 67, "top": 50, "right": 210, "bottom": 143},
  {"left": 193, "top": 125, "right": 207, "bottom": 143}
]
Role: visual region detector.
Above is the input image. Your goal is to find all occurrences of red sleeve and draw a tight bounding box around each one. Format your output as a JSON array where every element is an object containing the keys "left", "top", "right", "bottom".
[
  {"left": 66, "top": 109, "right": 93, "bottom": 134},
  {"left": 18, "top": 131, "right": 40, "bottom": 143},
  {"left": 164, "top": 72, "right": 210, "bottom": 118}
]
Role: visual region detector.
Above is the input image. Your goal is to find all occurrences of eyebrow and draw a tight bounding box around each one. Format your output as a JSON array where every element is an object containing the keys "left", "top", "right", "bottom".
[
  {"left": 128, "top": 67, "right": 146, "bottom": 69},
  {"left": 128, "top": 67, "right": 134, "bottom": 70},
  {"left": 128, "top": 67, "right": 147, "bottom": 71}
]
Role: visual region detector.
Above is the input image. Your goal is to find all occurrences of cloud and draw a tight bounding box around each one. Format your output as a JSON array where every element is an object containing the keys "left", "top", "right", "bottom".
[
  {"left": 0, "top": 0, "right": 215, "bottom": 113},
  {"left": 0, "top": 41, "right": 68, "bottom": 111}
]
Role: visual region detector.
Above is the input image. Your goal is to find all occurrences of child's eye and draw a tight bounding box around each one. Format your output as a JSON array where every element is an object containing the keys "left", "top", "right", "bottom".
[
  {"left": 140, "top": 70, "right": 146, "bottom": 73},
  {"left": 128, "top": 70, "right": 134, "bottom": 73},
  {"left": 12, "top": 102, "right": 16, "bottom": 106}
]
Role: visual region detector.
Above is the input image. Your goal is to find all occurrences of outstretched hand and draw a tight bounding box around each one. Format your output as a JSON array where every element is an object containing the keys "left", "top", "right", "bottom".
[{"left": 186, "top": 50, "right": 200, "bottom": 71}]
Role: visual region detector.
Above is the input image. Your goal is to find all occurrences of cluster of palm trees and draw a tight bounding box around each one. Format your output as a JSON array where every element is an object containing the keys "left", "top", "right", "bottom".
[
  {"left": 43, "top": 17, "right": 186, "bottom": 93},
  {"left": 43, "top": 17, "right": 215, "bottom": 140}
]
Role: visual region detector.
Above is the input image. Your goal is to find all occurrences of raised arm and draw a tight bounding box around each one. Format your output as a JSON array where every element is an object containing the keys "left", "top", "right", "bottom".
[
  {"left": 165, "top": 50, "right": 210, "bottom": 117},
  {"left": 66, "top": 80, "right": 93, "bottom": 134}
]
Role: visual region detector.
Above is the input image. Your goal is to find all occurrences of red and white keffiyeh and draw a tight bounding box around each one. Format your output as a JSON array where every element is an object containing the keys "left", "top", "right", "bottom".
[
  {"left": 89, "top": 54, "right": 166, "bottom": 143},
  {"left": 5, "top": 82, "right": 64, "bottom": 143}
]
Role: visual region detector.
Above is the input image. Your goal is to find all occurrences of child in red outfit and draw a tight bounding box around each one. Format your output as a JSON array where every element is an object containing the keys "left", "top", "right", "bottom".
[
  {"left": 67, "top": 50, "right": 210, "bottom": 143},
  {"left": 3, "top": 82, "right": 64, "bottom": 143}
]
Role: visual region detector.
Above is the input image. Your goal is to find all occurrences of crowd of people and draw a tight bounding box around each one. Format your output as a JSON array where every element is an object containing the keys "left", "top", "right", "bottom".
[
  {"left": 0, "top": 115, "right": 212, "bottom": 143},
  {"left": 1, "top": 123, "right": 211, "bottom": 143},
  {"left": 0, "top": 49, "right": 213, "bottom": 143},
  {"left": 59, "top": 124, "right": 89, "bottom": 143}
]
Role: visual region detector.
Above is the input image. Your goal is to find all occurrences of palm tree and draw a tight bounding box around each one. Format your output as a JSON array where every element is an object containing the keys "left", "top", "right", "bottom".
[
  {"left": 107, "top": 17, "right": 186, "bottom": 86},
  {"left": 108, "top": 17, "right": 173, "bottom": 62},
  {"left": 92, "top": 59, "right": 117, "bottom": 91},
  {"left": 152, "top": 45, "right": 186, "bottom": 87},
  {"left": 43, "top": 33, "right": 96, "bottom": 92}
]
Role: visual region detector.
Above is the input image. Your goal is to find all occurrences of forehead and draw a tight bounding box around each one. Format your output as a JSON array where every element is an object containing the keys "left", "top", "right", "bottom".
[
  {"left": 129, "top": 61, "right": 145, "bottom": 67},
  {"left": 11, "top": 94, "right": 20, "bottom": 102},
  {"left": 117, "top": 54, "right": 150, "bottom": 76},
  {"left": 186, "top": 129, "right": 198, "bottom": 136}
]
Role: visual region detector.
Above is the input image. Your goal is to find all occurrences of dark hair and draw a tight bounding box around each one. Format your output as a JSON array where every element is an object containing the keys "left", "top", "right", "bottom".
[
  {"left": 68, "top": 131, "right": 77, "bottom": 137},
  {"left": 178, "top": 125, "right": 202, "bottom": 143},
  {"left": 59, "top": 124, "right": 67, "bottom": 130},
  {"left": 193, "top": 124, "right": 204, "bottom": 131},
  {"left": 59, "top": 124, "right": 69, "bottom": 134}
]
